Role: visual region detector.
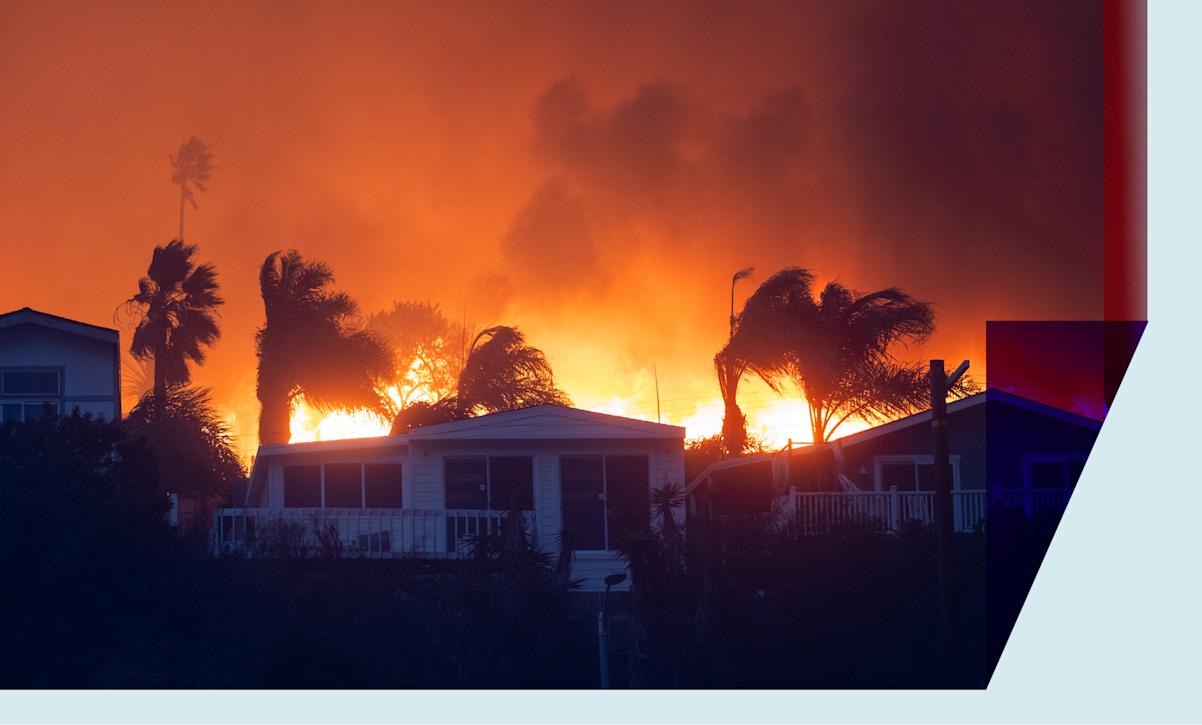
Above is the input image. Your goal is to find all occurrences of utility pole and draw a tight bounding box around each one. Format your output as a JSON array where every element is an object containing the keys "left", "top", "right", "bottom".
[
  {"left": 931, "top": 358, "right": 968, "bottom": 687},
  {"left": 654, "top": 364, "right": 662, "bottom": 424}
]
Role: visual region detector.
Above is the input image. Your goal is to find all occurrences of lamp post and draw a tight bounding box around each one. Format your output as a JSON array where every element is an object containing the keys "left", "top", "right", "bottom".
[
  {"left": 598, "top": 572, "right": 627, "bottom": 689},
  {"left": 729, "top": 267, "right": 754, "bottom": 338}
]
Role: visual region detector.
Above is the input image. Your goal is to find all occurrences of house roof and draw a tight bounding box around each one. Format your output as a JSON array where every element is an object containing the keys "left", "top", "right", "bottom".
[
  {"left": 406, "top": 404, "right": 686, "bottom": 441},
  {"left": 832, "top": 388, "right": 1101, "bottom": 450},
  {"left": 684, "top": 451, "right": 779, "bottom": 495},
  {"left": 684, "top": 389, "right": 1102, "bottom": 494},
  {"left": 0, "top": 307, "right": 119, "bottom": 345}
]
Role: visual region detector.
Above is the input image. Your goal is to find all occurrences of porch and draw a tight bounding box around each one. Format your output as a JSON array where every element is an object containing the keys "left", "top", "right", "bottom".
[
  {"left": 788, "top": 487, "right": 1073, "bottom": 534},
  {"left": 211, "top": 507, "right": 538, "bottom": 559}
]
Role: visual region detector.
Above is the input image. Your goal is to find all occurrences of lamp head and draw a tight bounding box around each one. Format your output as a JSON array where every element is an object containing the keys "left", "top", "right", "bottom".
[{"left": 604, "top": 573, "right": 627, "bottom": 588}]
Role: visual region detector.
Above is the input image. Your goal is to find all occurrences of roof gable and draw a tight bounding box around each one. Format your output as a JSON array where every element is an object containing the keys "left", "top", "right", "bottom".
[
  {"left": 408, "top": 404, "right": 685, "bottom": 441},
  {"left": 0, "top": 307, "right": 119, "bottom": 345}
]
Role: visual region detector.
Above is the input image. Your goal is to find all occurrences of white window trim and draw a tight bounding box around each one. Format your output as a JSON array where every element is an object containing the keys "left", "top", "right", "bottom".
[
  {"left": 873, "top": 454, "right": 962, "bottom": 492},
  {"left": 1021, "top": 453, "right": 1087, "bottom": 491}
]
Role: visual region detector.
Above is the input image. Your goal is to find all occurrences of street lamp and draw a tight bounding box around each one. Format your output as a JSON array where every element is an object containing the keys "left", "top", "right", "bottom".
[
  {"left": 729, "top": 267, "right": 755, "bottom": 338},
  {"left": 598, "top": 572, "right": 627, "bottom": 688}
]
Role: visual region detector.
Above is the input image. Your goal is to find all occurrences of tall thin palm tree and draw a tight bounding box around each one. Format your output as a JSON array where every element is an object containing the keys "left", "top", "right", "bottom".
[
  {"left": 126, "top": 240, "right": 223, "bottom": 415},
  {"left": 170, "top": 136, "right": 214, "bottom": 240},
  {"left": 255, "top": 250, "right": 394, "bottom": 444},
  {"left": 725, "top": 266, "right": 970, "bottom": 445}
]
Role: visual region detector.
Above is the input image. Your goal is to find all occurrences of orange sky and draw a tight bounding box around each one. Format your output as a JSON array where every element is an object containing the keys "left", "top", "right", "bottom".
[{"left": 0, "top": 1, "right": 1104, "bottom": 457}]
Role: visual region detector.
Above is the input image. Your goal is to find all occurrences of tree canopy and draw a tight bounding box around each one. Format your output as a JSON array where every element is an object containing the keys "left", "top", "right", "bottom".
[
  {"left": 721, "top": 267, "right": 974, "bottom": 445},
  {"left": 255, "top": 250, "right": 394, "bottom": 444},
  {"left": 125, "top": 240, "right": 223, "bottom": 413}
]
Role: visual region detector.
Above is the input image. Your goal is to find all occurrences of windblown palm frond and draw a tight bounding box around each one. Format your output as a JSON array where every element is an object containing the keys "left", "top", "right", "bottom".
[
  {"left": 718, "top": 266, "right": 973, "bottom": 444},
  {"left": 457, "top": 326, "right": 570, "bottom": 415}
]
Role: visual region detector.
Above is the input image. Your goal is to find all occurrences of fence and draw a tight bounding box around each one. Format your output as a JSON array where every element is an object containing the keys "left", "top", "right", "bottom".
[
  {"left": 211, "top": 507, "right": 537, "bottom": 559},
  {"left": 788, "top": 487, "right": 1072, "bottom": 534}
]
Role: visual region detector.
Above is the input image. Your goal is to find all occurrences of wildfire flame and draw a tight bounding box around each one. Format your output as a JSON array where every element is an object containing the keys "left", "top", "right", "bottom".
[{"left": 288, "top": 370, "right": 872, "bottom": 449}]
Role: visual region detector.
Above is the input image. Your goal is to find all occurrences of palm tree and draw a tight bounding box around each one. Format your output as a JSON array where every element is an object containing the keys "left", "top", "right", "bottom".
[
  {"left": 725, "top": 267, "right": 972, "bottom": 445},
  {"left": 391, "top": 325, "right": 569, "bottom": 433},
  {"left": 170, "top": 136, "right": 214, "bottom": 240},
  {"left": 718, "top": 267, "right": 755, "bottom": 455},
  {"left": 255, "top": 250, "right": 394, "bottom": 444},
  {"left": 457, "top": 326, "right": 570, "bottom": 414},
  {"left": 124, "top": 385, "right": 246, "bottom": 502},
  {"left": 125, "top": 240, "right": 223, "bottom": 416}
]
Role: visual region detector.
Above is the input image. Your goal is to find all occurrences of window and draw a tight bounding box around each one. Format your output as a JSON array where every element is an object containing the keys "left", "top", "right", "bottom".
[
  {"left": 283, "top": 465, "right": 322, "bottom": 508},
  {"left": 444, "top": 456, "right": 534, "bottom": 511},
  {"left": 874, "top": 456, "right": 960, "bottom": 492},
  {"left": 445, "top": 457, "right": 488, "bottom": 509},
  {"left": 324, "top": 463, "right": 364, "bottom": 508},
  {"left": 561, "top": 456, "right": 606, "bottom": 550},
  {"left": 1, "top": 368, "right": 62, "bottom": 423},
  {"left": 488, "top": 457, "right": 534, "bottom": 511},
  {"left": 1024, "top": 455, "right": 1087, "bottom": 490},
  {"left": 365, "top": 464, "right": 403, "bottom": 508},
  {"left": 560, "top": 454, "right": 650, "bottom": 551},
  {"left": 1, "top": 400, "right": 60, "bottom": 423},
  {"left": 1, "top": 370, "right": 60, "bottom": 396}
]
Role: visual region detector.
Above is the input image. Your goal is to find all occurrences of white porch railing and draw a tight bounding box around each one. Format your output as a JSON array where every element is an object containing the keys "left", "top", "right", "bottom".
[
  {"left": 788, "top": 487, "right": 1072, "bottom": 534},
  {"left": 211, "top": 508, "right": 537, "bottom": 559}
]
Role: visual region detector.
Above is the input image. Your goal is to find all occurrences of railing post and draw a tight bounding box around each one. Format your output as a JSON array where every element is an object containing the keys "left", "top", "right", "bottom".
[{"left": 889, "top": 485, "right": 899, "bottom": 532}]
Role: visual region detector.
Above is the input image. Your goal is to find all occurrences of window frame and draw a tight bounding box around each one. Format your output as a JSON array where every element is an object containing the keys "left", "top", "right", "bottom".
[
  {"left": 442, "top": 454, "right": 536, "bottom": 511},
  {"left": 0, "top": 367, "right": 64, "bottom": 422},
  {"left": 559, "top": 453, "right": 651, "bottom": 553},
  {"left": 0, "top": 367, "right": 63, "bottom": 397},
  {"left": 872, "top": 454, "right": 963, "bottom": 492},
  {"left": 1021, "top": 453, "right": 1088, "bottom": 491},
  {"left": 280, "top": 459, "right": 406, "bottom": 509}
]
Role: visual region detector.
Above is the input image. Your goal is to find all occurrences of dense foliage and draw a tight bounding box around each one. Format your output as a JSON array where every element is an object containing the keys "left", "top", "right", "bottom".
[{"left": 0, "top": 414, "right": 1053, "bottom": 687}]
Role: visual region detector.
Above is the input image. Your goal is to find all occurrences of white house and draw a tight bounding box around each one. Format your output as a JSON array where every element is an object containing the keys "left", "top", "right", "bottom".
[
  {"left": 216, "top": 405, "right": 686, "bottom": 591},
  {"left": 0, "top": 307, "right": 121, "bottom": 423}
]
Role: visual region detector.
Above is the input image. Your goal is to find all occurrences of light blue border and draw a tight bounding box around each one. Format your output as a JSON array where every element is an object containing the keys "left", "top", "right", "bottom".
[{"left": 5, "top": 2, "right": 1202, "bottom": 722}]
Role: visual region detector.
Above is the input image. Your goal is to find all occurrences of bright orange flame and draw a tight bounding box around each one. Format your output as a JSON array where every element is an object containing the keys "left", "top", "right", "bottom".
[
  {"left": 287, "top": 363, "right": 875, "bottom": 449},
  {"left": 288, "top": 395, "right": 392, "bottom": 443},
  {"left": 288, "top": 355, "right": 449, "bottom": 443}
]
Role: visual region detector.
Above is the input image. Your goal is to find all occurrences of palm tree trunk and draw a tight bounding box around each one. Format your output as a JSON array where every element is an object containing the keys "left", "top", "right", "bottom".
[
  {"left": 258, "top": 386, "right": 291, "bottom": 445},
  {"left": 178, "top": 186, "right": 186, "bottom": 240},
  {"left": 153, "top": 343, "right": 167, "bottom": 419}
]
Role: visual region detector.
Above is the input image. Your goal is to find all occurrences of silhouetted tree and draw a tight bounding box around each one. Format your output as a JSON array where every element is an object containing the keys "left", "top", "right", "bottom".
[
  {"left": 255, "top": 250, "right": 394, "bottom": 444},
  {"left": 724, "top": 267, "right": 973, "bottom": 444},
  {"left": 456, "top": 326, "right": 569, "bottom": 414},
  {"left": 719, "top": 267, "right": 755, "bottom": 455},
  {"left": 389, "top": 325, "right": 569, "bottom": 434},
  {"left": 170, "top": 136, "right": 214, "bottom": 240},
  {"left": 619, "top": 481, "right": 695, "bottom": 686},
  {"left": 366, "top": 301, "right": 459, "bottom": 410},
  {"left": 125, "top": 240, "right": 223, "bottom": 416},
  {"left": 0, "top": 411, "right": 170, "bottom": 685},
  {"left": 124, "top": 386, "right": 246, "bottom": 504}
]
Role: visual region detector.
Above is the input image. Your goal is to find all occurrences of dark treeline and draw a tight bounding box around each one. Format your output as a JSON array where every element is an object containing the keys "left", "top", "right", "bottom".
[{"left": 0, "top": 412, "right": 1052, "bottom": 688}]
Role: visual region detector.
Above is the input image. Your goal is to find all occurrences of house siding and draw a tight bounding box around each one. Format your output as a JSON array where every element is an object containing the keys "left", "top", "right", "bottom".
[
  {"left": 248, "top": 434, "right": 684, "bottom": 591},
  {"left": 0, "top": 322, "right": 119, "bottom": 421}
]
